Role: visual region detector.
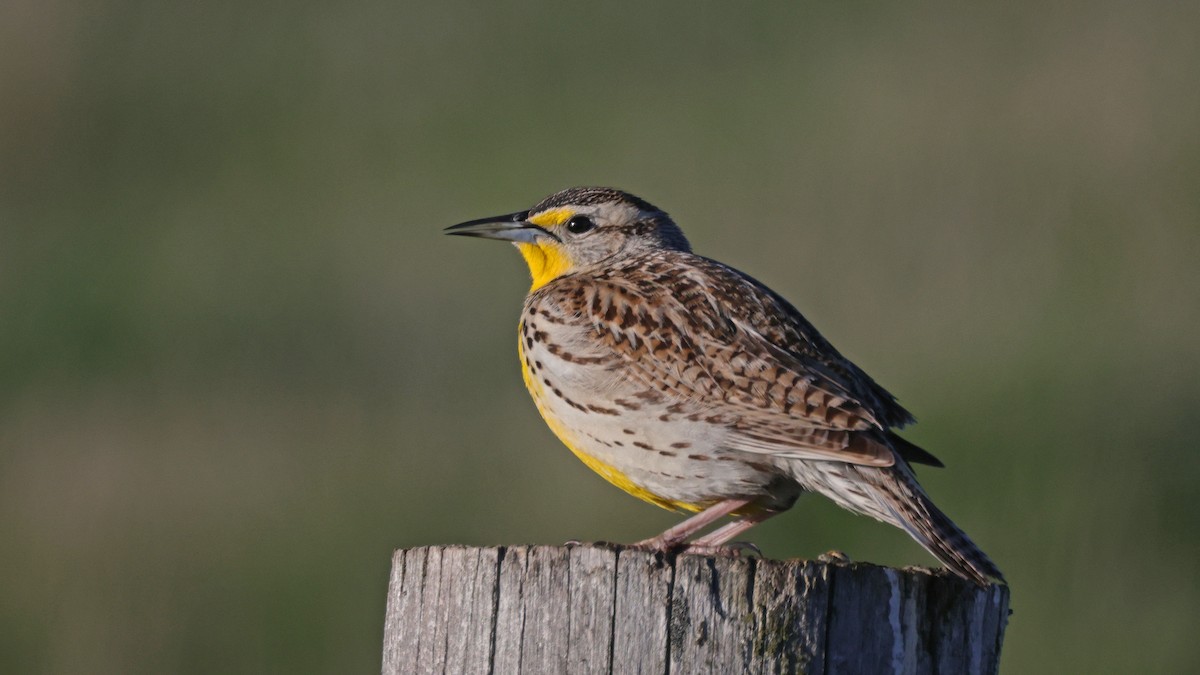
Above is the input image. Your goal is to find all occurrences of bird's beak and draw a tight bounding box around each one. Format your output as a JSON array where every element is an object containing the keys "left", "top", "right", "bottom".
[{"left": 444, "top": 210, "right": 557, "bottom": 243}]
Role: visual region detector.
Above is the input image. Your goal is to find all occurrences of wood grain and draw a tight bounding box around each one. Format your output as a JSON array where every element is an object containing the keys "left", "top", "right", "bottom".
[{"left": 382, "top": 545, "right": 1009, "bottom": 674}]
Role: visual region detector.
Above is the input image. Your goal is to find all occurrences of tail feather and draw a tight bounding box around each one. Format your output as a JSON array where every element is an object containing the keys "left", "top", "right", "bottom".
[
  {"left": 788, "top": 459, "right": 1005, "bottom": 586},
  {"left": 879, "top": 467, "right": 1005, "bottom": 586}
]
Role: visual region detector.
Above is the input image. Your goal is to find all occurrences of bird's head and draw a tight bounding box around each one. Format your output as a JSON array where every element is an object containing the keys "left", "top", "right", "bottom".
[{"left": 446, "top": 187, "right": 690, "bottom": 290}]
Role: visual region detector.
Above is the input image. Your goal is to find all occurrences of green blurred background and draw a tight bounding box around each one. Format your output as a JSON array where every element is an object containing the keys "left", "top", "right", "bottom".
[{"left": 3, "top": 1, "right": 1198, "bottom": 672}]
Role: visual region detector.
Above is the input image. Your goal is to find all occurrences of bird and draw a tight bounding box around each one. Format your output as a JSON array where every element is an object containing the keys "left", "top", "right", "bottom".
[{"left": 446, "top": 186, "right": 1004, "bottom": 586}]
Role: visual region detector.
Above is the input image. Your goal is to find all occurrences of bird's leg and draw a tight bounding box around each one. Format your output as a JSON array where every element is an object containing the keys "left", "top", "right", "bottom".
[
  {"left": 687, "top": 511, "right": 777, "bottom": 549},
  {"left": 633, "top": 499, "right": 752, "bottom": 550}
]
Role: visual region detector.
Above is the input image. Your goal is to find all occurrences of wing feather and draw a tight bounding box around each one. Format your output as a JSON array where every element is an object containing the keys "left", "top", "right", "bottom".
[{"left": 533, "top": 253, "right": 906, "bottom": 467}]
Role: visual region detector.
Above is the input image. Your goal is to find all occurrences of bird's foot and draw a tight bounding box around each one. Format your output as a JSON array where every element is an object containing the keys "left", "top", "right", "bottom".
[
  {"left": 629, "top": 534, "right": 686, "bottom": 552},
  {"left": 676, "top": 540, "right": 762, "bottom": 558}
]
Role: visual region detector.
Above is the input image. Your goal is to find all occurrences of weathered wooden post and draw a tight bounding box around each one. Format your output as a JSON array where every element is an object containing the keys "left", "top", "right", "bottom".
[{"left": 382, "top": 544, "right": 1009, "bottom": 674}]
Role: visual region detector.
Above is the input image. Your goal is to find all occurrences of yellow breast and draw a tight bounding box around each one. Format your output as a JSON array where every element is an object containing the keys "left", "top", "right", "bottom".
[{"left": 518, "top": 329, "right": 701, "bottom": 512}]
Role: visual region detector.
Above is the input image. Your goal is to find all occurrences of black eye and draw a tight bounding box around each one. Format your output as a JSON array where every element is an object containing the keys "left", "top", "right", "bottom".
[{"left": 566, "top": 216, "right": 595, "bottom": 234}]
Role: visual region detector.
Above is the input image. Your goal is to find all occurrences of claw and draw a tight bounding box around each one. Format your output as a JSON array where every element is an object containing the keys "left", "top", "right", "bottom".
[
  {"left": 729, "top": 540, "right": 762, "bottom": 557},
  {"left": 817, "top": 549, "right": 851, "bottom": 563}
]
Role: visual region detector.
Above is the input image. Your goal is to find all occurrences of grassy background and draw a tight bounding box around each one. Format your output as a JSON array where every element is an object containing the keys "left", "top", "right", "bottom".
[{"left": 3, "top": 1, "right": 1198, "bottom": 672}]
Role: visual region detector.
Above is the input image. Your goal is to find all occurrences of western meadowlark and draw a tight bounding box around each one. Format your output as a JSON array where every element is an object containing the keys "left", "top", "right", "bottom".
[{"left": 447, "top": 186, "right": 1003, "bottom": 586}]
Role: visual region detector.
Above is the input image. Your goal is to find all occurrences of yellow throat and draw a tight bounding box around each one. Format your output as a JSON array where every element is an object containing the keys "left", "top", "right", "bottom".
[{"left": 515, "top": 208, "right": 575, "bottom": 291}]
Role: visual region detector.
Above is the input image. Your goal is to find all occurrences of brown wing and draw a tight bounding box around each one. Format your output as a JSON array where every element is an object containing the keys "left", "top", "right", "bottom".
[
  {"left": 535, "top": 252, "right": 901, "bottom": 467},
  {"left": 695, "top": 256, "right": 917, "bottom": 429},
  {"left": 690, "top": 257, "right": 943, "bottom": 467}
]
